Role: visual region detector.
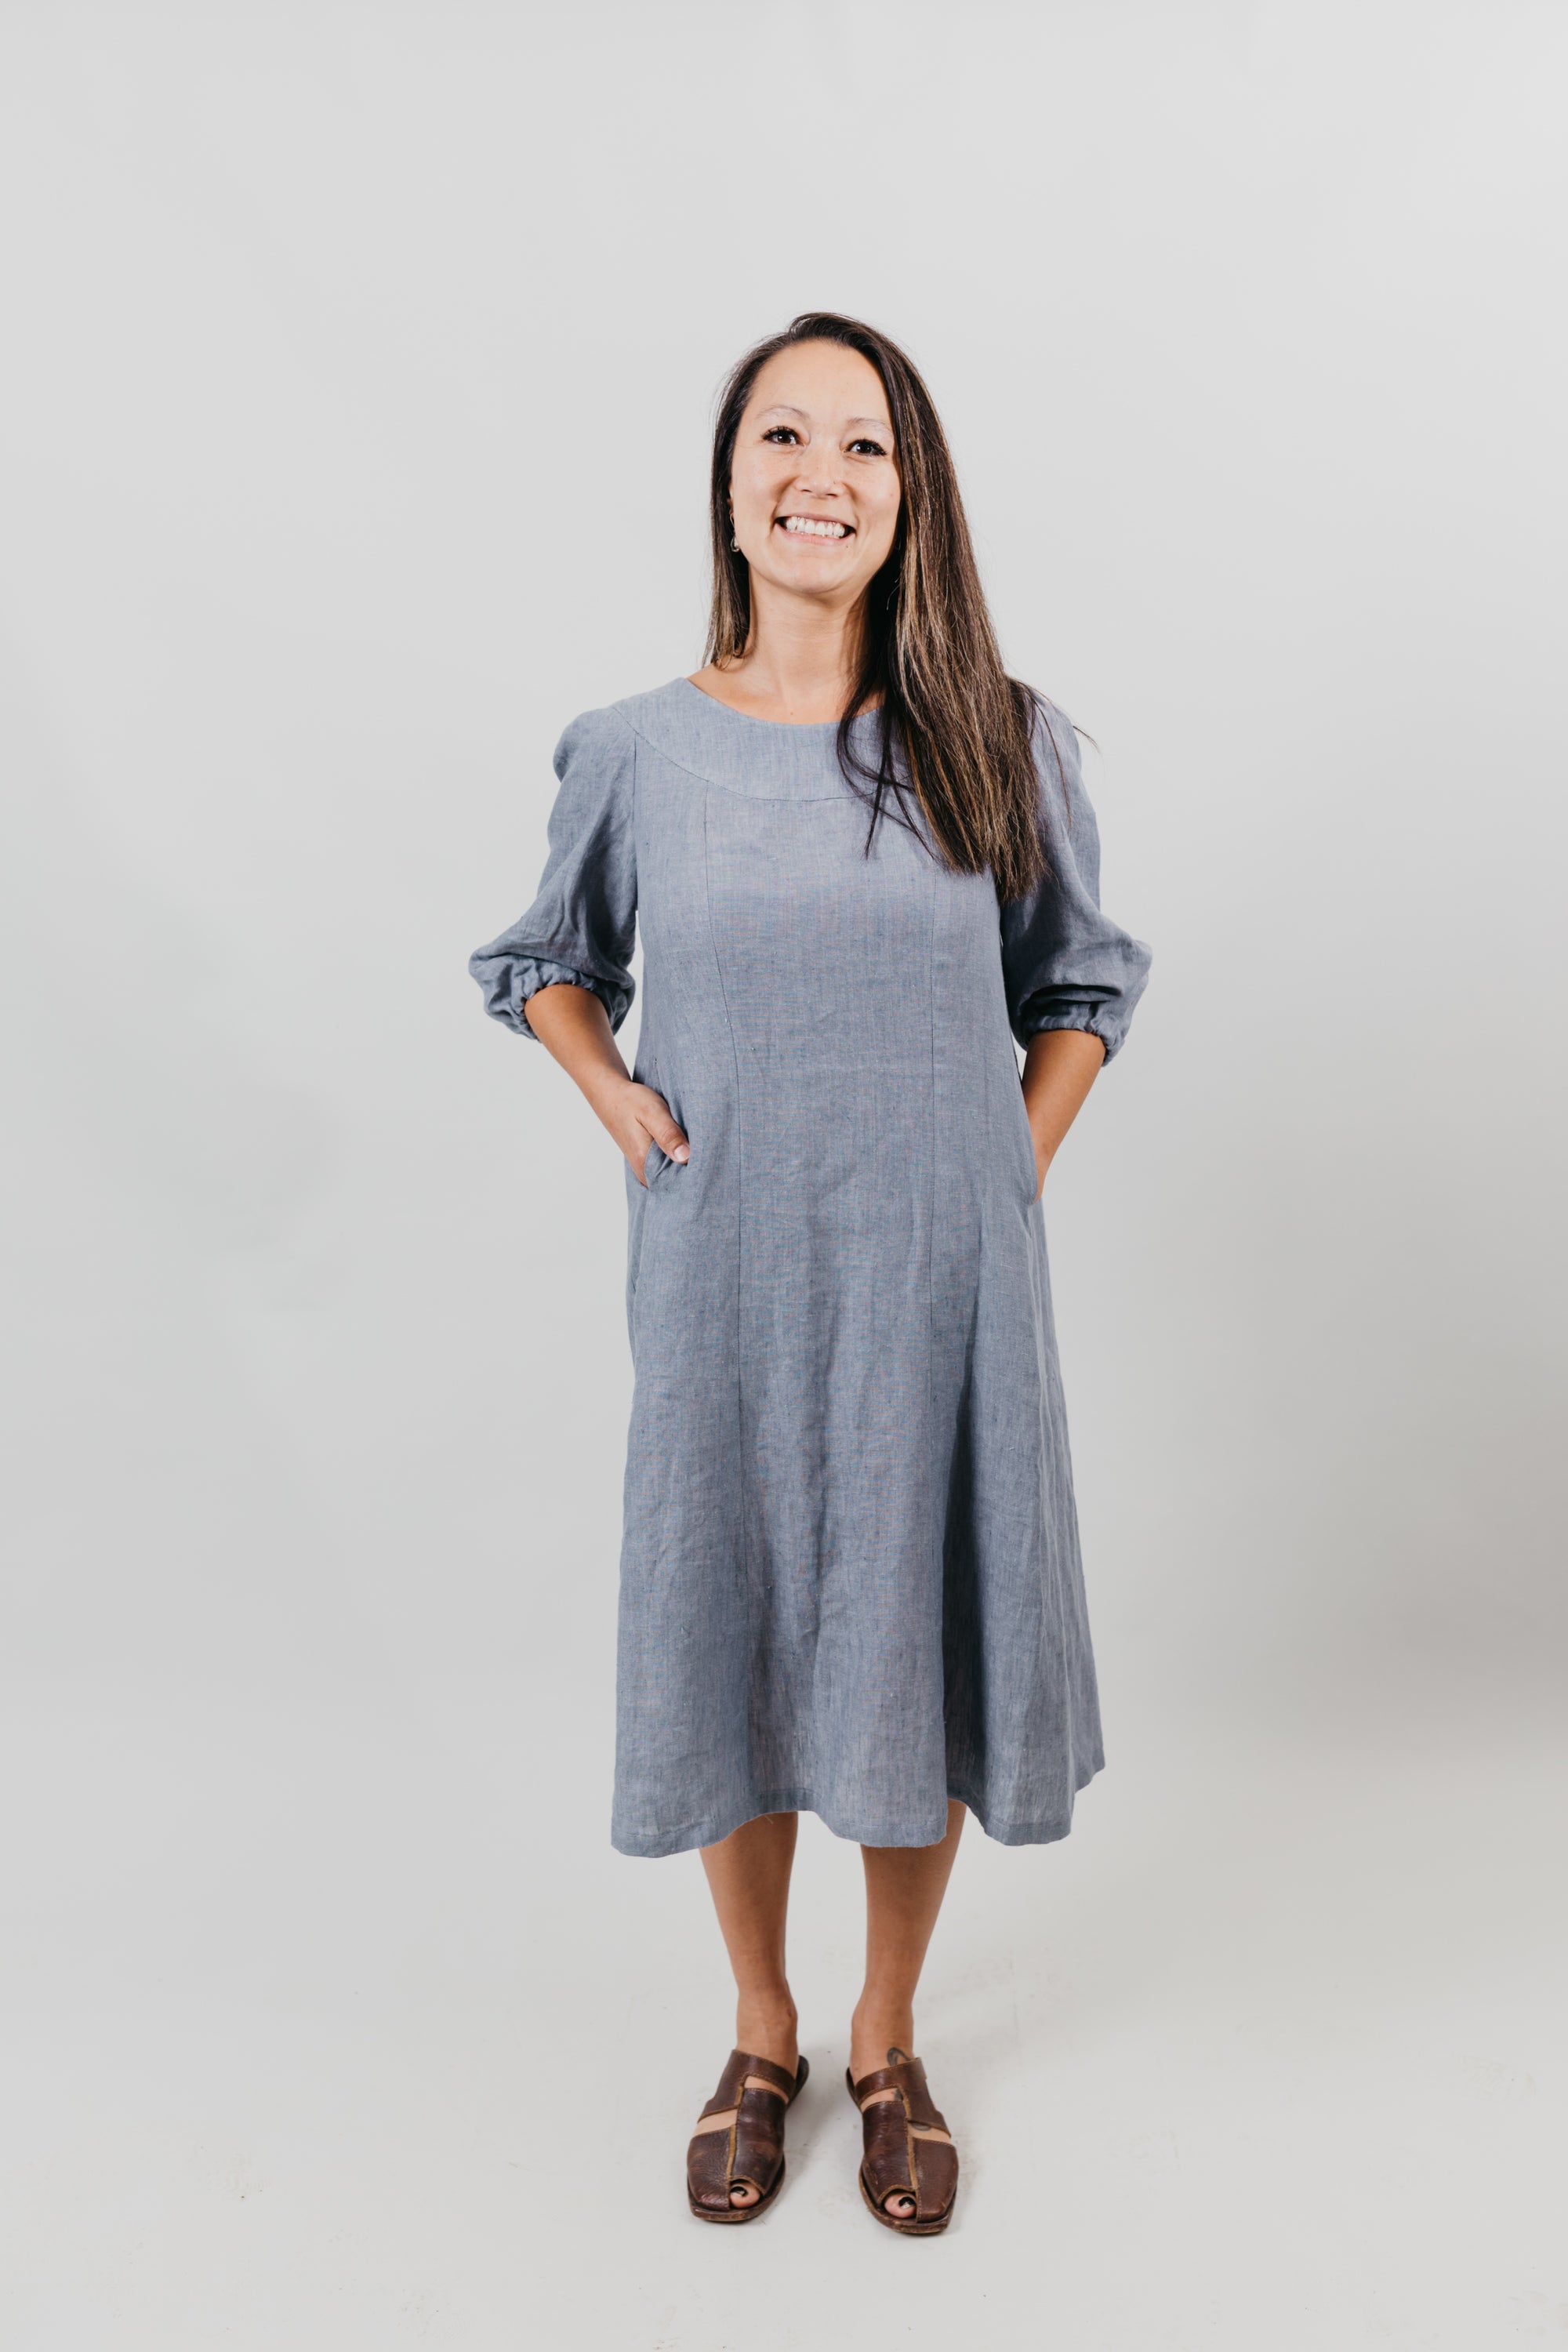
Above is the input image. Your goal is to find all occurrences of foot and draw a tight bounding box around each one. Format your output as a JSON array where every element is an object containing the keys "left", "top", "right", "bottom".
[
  {"left": 850, "top": 2003, "right": 931, "bottom": 2221},
  {"left": 687, "top": 2036, "right": 807, "bottom": 2220},
  {"left": 698, "top": 1997, "right": 798, "bottom": 2210},
  {"left": 845, "top": 2040, "right": 957, "bottom": 2231}
]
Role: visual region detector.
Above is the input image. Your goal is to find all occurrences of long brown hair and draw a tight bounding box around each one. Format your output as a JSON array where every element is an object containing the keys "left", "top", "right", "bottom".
[{"left": 706, "top": 310, "right": 1057, "bottom": 901}]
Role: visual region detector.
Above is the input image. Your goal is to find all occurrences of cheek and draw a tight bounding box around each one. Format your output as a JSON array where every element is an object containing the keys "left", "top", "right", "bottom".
[
  {"left": 731, "top": 455, "right": 779, "bottom": 518},
  {"left": 864, "top": 491, "right": 902, "bottom": 558}
]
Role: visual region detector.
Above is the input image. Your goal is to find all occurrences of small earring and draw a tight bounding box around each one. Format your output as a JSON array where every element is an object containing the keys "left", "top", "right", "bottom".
[{"left": 730, "top": 534, "right": 740, "bottom": 553}]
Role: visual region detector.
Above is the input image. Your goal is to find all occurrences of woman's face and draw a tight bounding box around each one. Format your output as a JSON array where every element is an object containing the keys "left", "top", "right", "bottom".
[{"left": 728, "top": 342, "right": 902, "bottom": 612}]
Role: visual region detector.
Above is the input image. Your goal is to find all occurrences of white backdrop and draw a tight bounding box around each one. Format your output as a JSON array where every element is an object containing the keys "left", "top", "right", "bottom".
[{"left": 2, "top": 6, "right": 1564, "bottom": 2347}]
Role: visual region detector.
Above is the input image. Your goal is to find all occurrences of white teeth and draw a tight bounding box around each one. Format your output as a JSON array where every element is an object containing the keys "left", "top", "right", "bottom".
[{"left": 782, "top": 515, "right": 848, "bottom": 539}]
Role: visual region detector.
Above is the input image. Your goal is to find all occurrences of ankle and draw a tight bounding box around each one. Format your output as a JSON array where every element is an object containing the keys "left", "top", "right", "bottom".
[
  {"left": 850, "top": 1993, "right": 915, "bottom": 2079},
  {"left": 735, "top": 1988, "right": 798, "bottom": 2070}
]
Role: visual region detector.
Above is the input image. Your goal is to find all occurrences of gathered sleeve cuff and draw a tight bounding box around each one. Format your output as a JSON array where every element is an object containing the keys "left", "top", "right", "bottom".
[
  {"left": 467, "top": 949, "right": 632, "bottom": 1041},
  {"left": 467, "top": 706, "right": 637, "bottom": 1043},
  {"left": 998, "top": 699, "right": 1152, "bottom": 1063}
]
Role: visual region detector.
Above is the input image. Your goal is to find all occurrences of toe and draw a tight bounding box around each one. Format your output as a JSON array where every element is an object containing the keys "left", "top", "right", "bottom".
[
  {"left": 886, "top": 2190, "right": 916, "bottom": 2218},
  {"left": 730, "top": 2183, "right": 759, "bottom": 2209}
]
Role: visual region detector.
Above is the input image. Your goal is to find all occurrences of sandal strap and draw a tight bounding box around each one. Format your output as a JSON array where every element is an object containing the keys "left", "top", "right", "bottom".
[
  {"left": 859, "top": 2092, "right": 916, "bottom": 2204},
  {"left": 698, "top": 2048, "right": 800, "bottom": 2119},
  {"left": 848, "top": 2049, "right": 948, "bottom": 2134},
  {"left": 906, "top": 2127, "right": 958, "bottom": 2223},
  {"left": 687, "top": 2109, "right": 740, "bottom": 2212}
]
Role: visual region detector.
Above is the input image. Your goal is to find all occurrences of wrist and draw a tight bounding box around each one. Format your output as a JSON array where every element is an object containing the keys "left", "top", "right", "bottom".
[{"left": 580, "top": 1063, "right": 633, "bottom": 1120}]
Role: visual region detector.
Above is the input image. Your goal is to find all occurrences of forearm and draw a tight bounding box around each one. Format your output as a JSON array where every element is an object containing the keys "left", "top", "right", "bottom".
[
  {"left": 523, "top": 982, "right": 630, "bottom": 1121},
  {"left": 523, "top": 982, "right": 688, "bottom": 1182},
  {"left": 1020, "top": 1028, "right": 1105, "bottom": 1192}
]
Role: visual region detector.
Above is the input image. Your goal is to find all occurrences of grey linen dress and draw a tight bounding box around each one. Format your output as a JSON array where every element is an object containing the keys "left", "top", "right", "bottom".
[{"left": 470, "top": 678, "right": 1151, "bottom": 1857}]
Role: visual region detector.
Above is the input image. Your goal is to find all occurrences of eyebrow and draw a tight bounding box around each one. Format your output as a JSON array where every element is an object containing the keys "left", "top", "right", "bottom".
[{"left": 757, "top": 404, "right": 894, "bottom": 434}]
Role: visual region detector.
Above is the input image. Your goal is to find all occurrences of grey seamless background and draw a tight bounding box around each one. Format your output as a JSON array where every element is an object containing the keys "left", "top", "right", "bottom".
[{"left": 2, "top": 5, "right": 1564, "bottom": 2348}]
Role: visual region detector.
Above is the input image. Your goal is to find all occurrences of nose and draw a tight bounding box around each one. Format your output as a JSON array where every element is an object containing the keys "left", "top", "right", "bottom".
[{"left": 791, "top": 455, "right": 841, "bottom": 498}]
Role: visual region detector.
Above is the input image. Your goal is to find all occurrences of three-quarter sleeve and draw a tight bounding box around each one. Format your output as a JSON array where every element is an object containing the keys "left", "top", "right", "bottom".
[
  {"left": 998, "top": 699, "right": 1152, "bottom": 1062},
  {"left": 468, "top": 706, "right": 637, "bottom": 1041}
]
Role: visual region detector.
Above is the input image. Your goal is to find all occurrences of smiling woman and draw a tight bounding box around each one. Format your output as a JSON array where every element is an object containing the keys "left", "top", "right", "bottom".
[
  {"left": 699, "top": 314, "right": 1054, "bottom": 901},
  {"left": 468, "top": 312, "right": 1152, "bottom": 2236}
]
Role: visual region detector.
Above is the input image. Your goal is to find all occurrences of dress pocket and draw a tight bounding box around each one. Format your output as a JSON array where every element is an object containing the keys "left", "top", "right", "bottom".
[
  {"left": 1006, "top": 1070, "right": 1042, "bottom": 1207},
  {"left": 641, "top": 1138, "right": 680, "bottom": 1190},
  {"left": 635, "top": 1056, "right": 685, "bottom": 1193}
]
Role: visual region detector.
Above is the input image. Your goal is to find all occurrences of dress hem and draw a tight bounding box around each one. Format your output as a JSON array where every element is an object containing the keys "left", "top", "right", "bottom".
[{"left": 610, "top": 1755, "right": 1105, "bottom": 1860}]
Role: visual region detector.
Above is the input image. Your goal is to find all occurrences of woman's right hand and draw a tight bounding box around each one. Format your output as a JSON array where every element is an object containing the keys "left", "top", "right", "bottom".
[
  {"left": 593, "top": 1076, "right": 690, "bottom": 1189},
  {"left": 522, "top": 982, "right": 688, "bottom": 1187}
]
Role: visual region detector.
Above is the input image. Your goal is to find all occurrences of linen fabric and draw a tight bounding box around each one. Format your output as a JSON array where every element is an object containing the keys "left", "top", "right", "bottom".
[{"left": 470, "top": 678, "right": 1151, "bottom": 1855}]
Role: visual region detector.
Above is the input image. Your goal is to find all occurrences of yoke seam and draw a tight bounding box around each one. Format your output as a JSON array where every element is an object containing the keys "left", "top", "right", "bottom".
[{"left": 618, "top": 711, "right": 849, "bottom": 800}]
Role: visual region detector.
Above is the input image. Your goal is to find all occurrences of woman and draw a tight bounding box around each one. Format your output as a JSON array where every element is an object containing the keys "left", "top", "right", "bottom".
[{"left": 470, "top": 313, "right": 1151, "bottom": 2234}]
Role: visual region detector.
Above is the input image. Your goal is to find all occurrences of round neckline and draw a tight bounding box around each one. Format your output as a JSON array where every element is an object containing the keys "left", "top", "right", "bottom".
[{"left": 680, "top": 676, "right": 875, "bottom": 734}]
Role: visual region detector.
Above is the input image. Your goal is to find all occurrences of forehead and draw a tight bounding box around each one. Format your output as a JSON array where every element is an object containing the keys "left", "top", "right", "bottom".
[{"left": 744, "top": 341, "right": 892, "bottom": 431}]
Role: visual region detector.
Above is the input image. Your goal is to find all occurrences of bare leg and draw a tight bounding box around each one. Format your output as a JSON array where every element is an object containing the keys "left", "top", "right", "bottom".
[
  {"left": 696, "top": 1811, "right": 800, "bottom": 2209},
  {"left": 850, "top": 1799, "right": 966, "bottom": 2218}
]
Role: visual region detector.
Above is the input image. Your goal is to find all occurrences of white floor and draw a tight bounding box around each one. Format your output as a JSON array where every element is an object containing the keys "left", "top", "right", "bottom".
[{"left": 3, "top": 1671, "right": 1563, "bottom": 2350}]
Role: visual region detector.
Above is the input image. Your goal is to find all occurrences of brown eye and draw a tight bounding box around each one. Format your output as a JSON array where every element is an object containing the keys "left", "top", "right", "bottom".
[
  {"left": 763, "top": 426, "right": 800, "bottom": 445},
  {"left": 849, "top": 437, "right": 887, "bottom": 456}
]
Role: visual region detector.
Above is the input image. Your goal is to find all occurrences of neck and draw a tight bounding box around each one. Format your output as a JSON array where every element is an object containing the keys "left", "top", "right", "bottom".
[{"left": 720, "top": 581, "right": 868, "bottom": 724}]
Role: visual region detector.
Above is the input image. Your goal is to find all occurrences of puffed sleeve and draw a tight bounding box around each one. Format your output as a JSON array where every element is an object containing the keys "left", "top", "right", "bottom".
[
  {"left": 468, "top": 706, "right": 637, "bottom": 1041},
  {"left": 998, "top": 699, "right": 1152, "bottom": 1062}
]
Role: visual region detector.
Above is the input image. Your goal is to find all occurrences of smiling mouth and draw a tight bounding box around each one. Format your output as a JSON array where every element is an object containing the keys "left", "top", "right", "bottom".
[{"left": 776, "top": 514, "right": 851, "bottom": 540}]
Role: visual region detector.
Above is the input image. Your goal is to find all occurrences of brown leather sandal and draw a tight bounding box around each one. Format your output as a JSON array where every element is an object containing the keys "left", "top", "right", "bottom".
[
  {"left": 686, "top": 2049, "right": 810, "bottom": 2223},
  {"left": 845, "top": 2047, "right": 959, "bottom": 2235}
]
